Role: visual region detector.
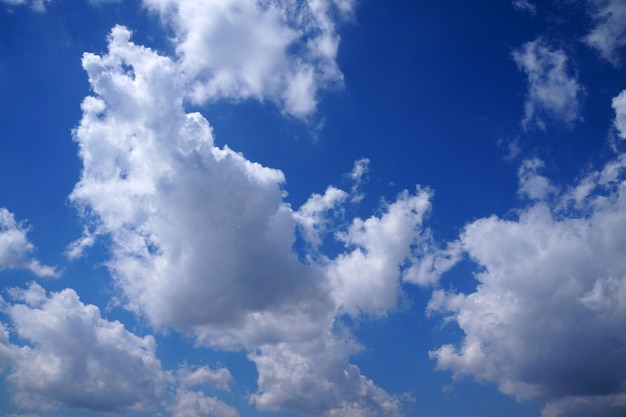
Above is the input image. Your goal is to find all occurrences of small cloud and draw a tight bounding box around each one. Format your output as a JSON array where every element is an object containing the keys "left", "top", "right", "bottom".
[
  {"left": 348, "top": 157, "right": 370, "bottom": 202},
  {"left": 65, "top": 227, "right": 96, "bottom": 260},
  {"left": 583, "top": 0, "right": 626, "bottom": 67},
  {"left": 0, "top": 208, "right": 59, "bottom": 278},
  {"left": 517, "top": 158, "right": 558, "bottom": 200},
  {"left": 512, "top": 39, "right": 584, "bottom": 130},
  {"left": 512, "top": 0, "right": 537, "bottom": 15}
]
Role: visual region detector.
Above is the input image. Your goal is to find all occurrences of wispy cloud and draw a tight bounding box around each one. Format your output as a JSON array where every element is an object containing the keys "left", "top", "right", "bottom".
[
  {"left": 0, "top": 0, "right": 51, "bottom": 12},
  {"left": 512, "top": 0, "right": 536, "bottom": 15},
  {"left": 512, "top": 39, "right": 583, "bottom": 130},
  {"left": 584, "top": 0, "right": 626, "bottom": 66}
]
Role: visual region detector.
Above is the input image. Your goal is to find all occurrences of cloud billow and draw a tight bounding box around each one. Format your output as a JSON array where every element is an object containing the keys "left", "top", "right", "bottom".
[
  {"left": 143, "top": 0, "right": 353, "bottom": 117},
  {"left": 65, "top": 24, "right": 431, "bottom": 416},
  {"left": 0, "top": 282, "right": 170, "bottom": 412},
  {"left": 427, "top": 91, "right": 626, "bottom": 417}
]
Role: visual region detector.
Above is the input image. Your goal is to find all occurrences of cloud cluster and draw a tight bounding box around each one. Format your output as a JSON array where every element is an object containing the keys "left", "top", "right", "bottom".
[
  {"left": 249, "top": 331, "right": 402, "bottom": 417},
  {"left": 65, "top": 25, "right": 431, "bottom": 415},
  {"left": 172, "top": 365, "right": 238, "bottom": 417},
  {"left": 512, "top": 39, "right": 583, "bottom": 129},
  {"left": 0, "top": 282, "right": 170, "bottom": 412},
  {"left": 142, "top": 0, "right": 353, "bottom": 117},
  {"left": 427, "top": 89, "right": 626, "bottom": 417},
  {"left": 0, "top": 208, "right": 58, "bottom": 278}
]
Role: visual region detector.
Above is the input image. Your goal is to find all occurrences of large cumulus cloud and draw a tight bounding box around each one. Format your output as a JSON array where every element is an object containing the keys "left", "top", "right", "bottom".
[
  {"left": 427, "top": 89, "right": 626, "bottom": 417},
  {"left": 66, "top": 25, "right": 432, "bottom": 416}
]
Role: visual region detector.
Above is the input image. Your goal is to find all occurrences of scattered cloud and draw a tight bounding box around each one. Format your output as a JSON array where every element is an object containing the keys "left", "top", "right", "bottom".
[
  {"left": 0, "top": 282, "right": 170, "bottom": 412},
  {"left": 0, "top": 208, "right": 58, "bottom": 278},
  {"left": 427, "top": 88, "right": 626, "bottom": 417},
  {"left": 512, "top": 39, "right": 583, "bottom": 129},
  {"left": 583, "top": 0, "right": 626, "bottom": 66}
]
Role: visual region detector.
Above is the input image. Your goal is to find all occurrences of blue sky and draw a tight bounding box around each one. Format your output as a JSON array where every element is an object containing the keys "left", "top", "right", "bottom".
[{"left": 1, "top": 0, "right": 626, "bottom": 416}]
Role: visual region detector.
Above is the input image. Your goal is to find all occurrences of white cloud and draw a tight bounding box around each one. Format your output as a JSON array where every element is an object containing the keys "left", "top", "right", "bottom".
[
  {"left": 348, "top": 157, "right": 369, "bottom": 202},
  {"left": 328, "top": 188, "right": 432, "bottom": 316},
  {"left": 517, "top": 158, "right": 558, "bottom": 200},
  {"left": 171, "top": 389, "right": 239, "bottom": 417},
  {"left": 68, "top": 26, "right": 421, "bottom": 415},
  {"left": 0, "top": 282, "right": 170, "bottom": 412},
  {"left": 295, "top": 185, "right": 347, "bottom": 250},
  {"left": 0, "top": 0, "right": 51, "bottom": 12},
  {"left": 141, "top": 0, "right": 352, "bottom": 117},
  {"left": 402, "top": 240, "right": 462, "bottom": 287},
  {"left": 249, "top": 328, "right": 402, "bottom": 417},
  {"left": 613, "top": 88, "right": 626, "bottom": 138},
  {"left": 428, "top": 100, "right": 626, "bottom": 416},
  {"left": 584, "top": 0, "right": 626, "bottom": 66},
  {"left": 512, "top": 39, "right": 583, "bottom": 129},
  {"left": 177, "top": 365, "right": 233, "bottom": 391},
  {"left": 71, "top": 26, "right": 327, "bottom": 346},
  {"left": 0, "top": 208, "right": 58, "bottom": 278},
  {"left": 64, "top": 226, "right": 96, "bottom": 260},
  {"left": 512, "top": 0, "right": 536, "bottom": 14}
]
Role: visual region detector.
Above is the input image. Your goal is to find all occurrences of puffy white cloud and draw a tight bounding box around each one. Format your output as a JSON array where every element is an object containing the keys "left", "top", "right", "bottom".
[
  {"left": 328, "top": 188, "right": 432, "bottom": 316},
  {"left": 512, "top": 39, "right": 583, "bottom": 129},
  {"left": 142, "top": 0, "right": 352, "bottom": 116},
  {"left": 402, "top": 239, "right": 462, "bottom": 287},
  {"left": 295, "top": 186, "right": 347, "bottom": 250},
  {"left": 71, "top": 27, "right": 331, "bottom": 347},
  {"left": 0, "top": 282, "right": 170, "bottom": 412},
  {"left": 0, "top": 208, "right": 58, "bottom": 278},
  {"left": 584, "top": 0, "right": 626, "bottom": 66},
  {"left": 249, "top": 328, "right": 402, "bottom": 417},
  {"left": 428, "top": 105, "right": 626, "bottom": 416},
  {"left": 69, "top": 25, "right": 421, "bottom": 415}
]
